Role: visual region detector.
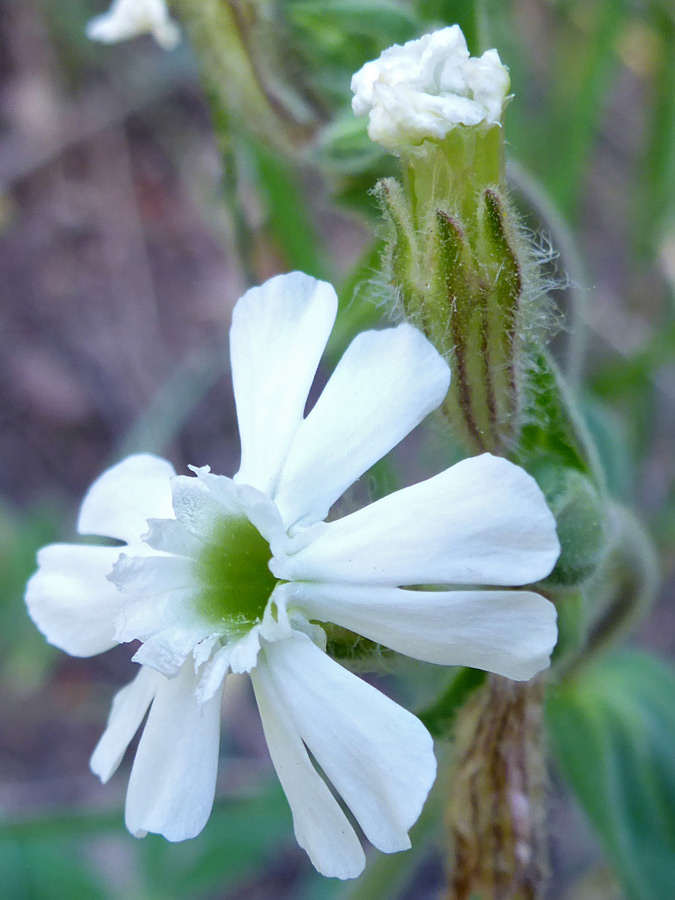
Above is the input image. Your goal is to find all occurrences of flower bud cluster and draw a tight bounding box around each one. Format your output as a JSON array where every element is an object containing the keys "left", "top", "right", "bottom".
[{"left": 357, "top": 27, "right": 614, "bottom": 611}]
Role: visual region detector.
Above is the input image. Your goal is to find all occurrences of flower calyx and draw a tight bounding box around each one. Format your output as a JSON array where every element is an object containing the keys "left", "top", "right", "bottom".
[{"left": 378, "top": 177, "right": 530, "bottom": 455}]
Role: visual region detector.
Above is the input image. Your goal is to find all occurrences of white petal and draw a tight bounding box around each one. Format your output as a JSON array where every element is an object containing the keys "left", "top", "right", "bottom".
[
  {"left": 228, "top": 626, "right": 262, "bottom": 674},
  {"left": 111, "top": 555, "right": 199, "bottom": 647},
  {"left": 25, "top": 543, "right": 124, "bottom": 657},
  {"left": 90, "top": 666, "right": 164, "bottom": 783},
  {"left": 125, "top": 661, "right": 223, "bottom": 842},
  {"left": 234, "top": 483, "right": 287, "bottom": 551},
  {"left": 188, "top": 466, "right": 242, "bottom": 511},
  {"left": 86, "top": 0, "right": 181, "bottom": 50},
  {"left": 286, "top": 454, "right": 559, "bottom": 587},
  {"left": 171, "top": 474, "right": 239, "bottom": 541},
  {"left": 260, "top": 583, "right": 295, "bottom": 643},
  {"left": 251, "top": 657, "right": 366, "bottom": 879},
  {"left": 142, "top": 518, "right": 202, "bottom": 557},
  {"left": 231, "top": 273, "right": 337, "bottom": 495},
  {"left": 131, "top": 625, "right": 212, "bottom": 678},
  {"left": 193, "top": 635, "right": 219, "bottom": 670},
  {"left": 196, "top": 645, "right": 231, "bottom": 704},
  {"left": 78, "top": 454, "right": 175, "bottom": 544},
  {"left": 111, "top": 555, "right": 211, "bottom": 676},
  {"left": 263, "top": 632, "right": 436, "bottom": 854},
  {"left": 274, "top": 323, "right": 450, "bottom": 528},
  {"left": 110, "top": 553, "right": 196, "bottom": 597},
  {"left": 291, "top": 583, "right": 558, "bottom": 681}
]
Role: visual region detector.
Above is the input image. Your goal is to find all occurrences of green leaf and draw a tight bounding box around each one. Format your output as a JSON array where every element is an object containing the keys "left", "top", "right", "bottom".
[
  {"left": 248, "top": 139, "right": 329, "bottom": 280},
  {"left": 324, "top": 238, "right": 388, "bottom": 366},
  {"left": 137, "top": 781, "right": 292, "bottom": 897},
  {"left": 580, "top": 399, "right": 633, "bottom": 502},
  {"left": 0, "top": 503, "right": 60, "bottom": 683},
  {"left": 633, "top": 5, "right": 675, "bottom": 259},
  {"left": 286, "top": 0, "right": 418, "bottom": 103},
  {"left": 547, "top": 651, "right": 675, "bottom": 900},
  {"left": 415, "top": 0, "right": 485, "bottom": 55},
  {"left": 0, "top": 837, "right": 108, "bottom": 900},
  {"left": 288, "top": 0, "right": 417, "bottom": 45},
  {"left": 547, "top": 0, "right": 628, "bottom": 219},
  {"left": 516, "top": 351, "right": 604, "bottom": 487},
  {"left": 314, "top": 115, "right": 386, "bottom": 176},
  {"left": 0, "top": 784, "right": 292, "bottom": 900},
  {"left": 417, "top": 666, "right": 486, "bottom": 738}
]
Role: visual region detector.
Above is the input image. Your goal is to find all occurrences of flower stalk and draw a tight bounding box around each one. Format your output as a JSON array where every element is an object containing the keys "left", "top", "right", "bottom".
[
  {"left": 171, "top": 0, "right": 323, "bottom": 154},
  {"left": 447, "top": 676, "right": 548, "bottom": 900},
  {"left": 351, "top": 25, "right": 611, "bottom": 900}
]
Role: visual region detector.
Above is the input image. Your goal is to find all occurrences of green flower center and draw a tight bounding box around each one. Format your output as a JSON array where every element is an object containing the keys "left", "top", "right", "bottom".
[{"left": 195, "top": 516, "right": 277, "bottom": 632}]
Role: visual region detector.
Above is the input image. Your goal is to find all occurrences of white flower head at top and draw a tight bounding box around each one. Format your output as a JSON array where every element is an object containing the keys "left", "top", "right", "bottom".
[
  {"left": 26, "top": 272, "right": 559, "bottom": 879},
  {"left": 86, "top": 0, "right": 181, "bottom": 51},
  {"left": 351, "top": 25, "right": 510, "bottom": 155}
]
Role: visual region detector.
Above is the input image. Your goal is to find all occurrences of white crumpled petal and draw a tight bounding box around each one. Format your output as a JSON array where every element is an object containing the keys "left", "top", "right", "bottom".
[
  {"left": 283, "top": 454, "right": 559, "bottom": 588},
  {"left": 131, "top": 625, "right": 213, "bottom": 678},
  {"left": 125, "top": 661, "right": 223, "bottom": 842},
  {"left": 86, "top": 0, "right": 181, "bottom": 51},
  {"left": 273, "top": 323, "right": 450, "bottom": 529},
  {"left": 142, "top": 518, "right": 202, "bottom": 557},
  {"left": 111, "top": 555, "right": 212, "bottom": 676},
  {"left": 110, "top": 554, "right": 196, "bottom": 598},
  {"left": 228, "top": 626, "right": 263, "bottom": 674},
  {"left": 251, "top": 654, "right": 366, "bottom": 880},
  {"left": 78, "top": 454, "right": 176, "bottom": 545},
  {"left": 196, "top": 645, "right": 231, "bottom": 705},
  {"left": 290, "top": 582, "right": 557, "bottom": 681},
  {"left": 351, "top": 25, "right": 510, "bottom": 154},
  {"left": 262, "top": 632, "right": 436, "bottom": 855},
  {"left": 170, "top": 474, "right": 239, "bottom": 542},
  {"left": 26, "top": 544, "right": 125, "bottom": 657},
  {"left": 91, "top": 666, "right": 164, "bottom": 782},
  {"left": 231, "top": 272, "right": 337, "bottom": 496}
]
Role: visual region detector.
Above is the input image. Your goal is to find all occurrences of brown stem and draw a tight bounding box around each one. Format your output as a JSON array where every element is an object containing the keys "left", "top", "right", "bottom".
[{"left": 446, "top": 676, "right": 549, "bottom": 900}]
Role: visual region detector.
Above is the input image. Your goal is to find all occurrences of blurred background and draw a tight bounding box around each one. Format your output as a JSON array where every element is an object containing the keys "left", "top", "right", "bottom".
[{"left": 0, "top": 1, "right": 673, "bottom": 898}]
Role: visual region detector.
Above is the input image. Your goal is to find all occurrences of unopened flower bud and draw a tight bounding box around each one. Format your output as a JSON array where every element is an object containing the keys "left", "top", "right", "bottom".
[
  {"left": 355, "top": 28, "right": 539, "bottom": 453},
  {"left": 533, "top": 463, "right": 606, "bottom": 587}
]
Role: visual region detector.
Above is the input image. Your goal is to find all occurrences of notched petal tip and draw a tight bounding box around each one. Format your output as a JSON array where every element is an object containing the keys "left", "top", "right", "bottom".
[{"left": 262, "top": 634, "right": 437, "bottom": 856}]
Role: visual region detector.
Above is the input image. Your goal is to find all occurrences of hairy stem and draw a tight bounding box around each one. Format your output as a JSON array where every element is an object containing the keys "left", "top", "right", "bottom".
[{"left": 446, "top": 676, "right": 548, "bottom": 900}]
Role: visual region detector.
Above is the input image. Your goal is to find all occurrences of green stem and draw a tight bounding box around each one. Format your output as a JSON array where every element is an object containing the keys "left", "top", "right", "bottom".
[{"left": 214, "top": 111, "right": 258, "bottom": 286}]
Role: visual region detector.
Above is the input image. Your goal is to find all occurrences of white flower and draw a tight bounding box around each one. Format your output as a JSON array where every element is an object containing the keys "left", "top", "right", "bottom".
[
  {"left": 25, "top": 272, "right": 558, "bottom": 879},
  {"left": 86, "top": 0, "right": 181, "bottom": 51},
  {"left": 351, "top": 25, "right": 510, "bottom": 154}
]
